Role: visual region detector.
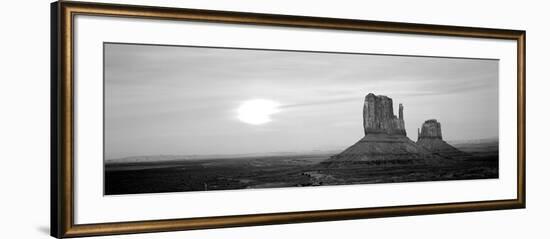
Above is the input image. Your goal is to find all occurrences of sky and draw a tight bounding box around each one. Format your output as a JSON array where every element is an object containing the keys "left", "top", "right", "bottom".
[{"left": 104, "top": 43, "right": 498, "bottom": 159}]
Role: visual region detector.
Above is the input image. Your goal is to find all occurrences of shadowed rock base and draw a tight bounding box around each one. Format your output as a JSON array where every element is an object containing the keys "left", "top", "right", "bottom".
[
  {"left": 416, "top": 119, "right": 470, "bottom": 159},
  {"left": 416, "top": 138, "right": 470, "bottom": 159},
  {"left": 328, "top": 133, "right": 442, "bottom": 165}
]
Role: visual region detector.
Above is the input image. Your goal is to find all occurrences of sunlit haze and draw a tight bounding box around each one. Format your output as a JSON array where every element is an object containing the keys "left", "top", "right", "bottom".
[{"left": 237, "top": 99, "right": 281, "bottom": 125}]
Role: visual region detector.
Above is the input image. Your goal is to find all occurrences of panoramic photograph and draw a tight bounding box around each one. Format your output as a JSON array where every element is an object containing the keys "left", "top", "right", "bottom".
[{"left": 104, "top": 43, "right": 499, "bottom": 195}]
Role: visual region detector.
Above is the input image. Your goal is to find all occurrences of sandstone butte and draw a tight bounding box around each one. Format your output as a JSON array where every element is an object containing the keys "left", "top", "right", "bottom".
[
  {"left": 329, "top": 93, "right": 467, "bottom": 164},
  {"left": 416, "top": 119, "right": 470, "bottom": 159}
]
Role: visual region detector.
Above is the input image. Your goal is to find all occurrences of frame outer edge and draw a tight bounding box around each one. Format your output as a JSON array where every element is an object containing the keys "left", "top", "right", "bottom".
[
  {"left": 62, "top": 1, "right": 523, "bottom": 39},
  {"left": 518, "top": 31, "right": 526, "bottom": 208},
  {"left": 59, "top": 1, "right": 75, "bottom": 237},
  {"left": 50, "top": 1, "right": 60, "bottom": 238}
]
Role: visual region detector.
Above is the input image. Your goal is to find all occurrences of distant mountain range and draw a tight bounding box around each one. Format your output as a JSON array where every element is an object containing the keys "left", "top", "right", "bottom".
[
  {"left": 106, "top": 137, "right": 499, "bottom": 165},
  {"left": 446, "top": 138, "right": 499, "bottom": 145},
  {"left": 106, "top": 149, "right": 343, "bottom": 164}
]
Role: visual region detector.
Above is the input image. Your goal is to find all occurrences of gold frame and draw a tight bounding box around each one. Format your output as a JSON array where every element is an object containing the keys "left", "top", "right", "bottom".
[{"left": 51, "top": 1, "right": 526, "bottom": 238}]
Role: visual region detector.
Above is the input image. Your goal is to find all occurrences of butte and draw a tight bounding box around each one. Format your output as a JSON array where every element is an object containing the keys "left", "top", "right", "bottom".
[
  {"left": 416, "top": 119, "right": 470, "bottom": 159},
  {"left": 328, "top": 93, "right": 437, "bottom": 165}
]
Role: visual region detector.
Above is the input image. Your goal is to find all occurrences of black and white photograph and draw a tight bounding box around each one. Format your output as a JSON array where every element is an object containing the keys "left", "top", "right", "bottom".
[{"left": 104, "top": 43, "right": 499, "bottom": 195}]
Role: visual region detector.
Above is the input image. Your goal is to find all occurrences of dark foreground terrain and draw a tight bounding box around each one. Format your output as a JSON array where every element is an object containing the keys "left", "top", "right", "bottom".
[{"left": 105, "top": 141, "right": 498, "bottom": 195}]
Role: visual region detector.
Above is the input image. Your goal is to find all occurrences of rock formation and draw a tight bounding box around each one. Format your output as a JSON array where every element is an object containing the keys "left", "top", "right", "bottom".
[
  {"left": 329, "top": 93, "right": 438, "bottom": 164},
  {"left": 363, "top": 93, "right": 406, "bottom": 136},
  {"left": 418, "top": 119, "right": 442, "bottom": 139},
  {"left": 416, "top": 119, "right": 469, "bottom": 159}
]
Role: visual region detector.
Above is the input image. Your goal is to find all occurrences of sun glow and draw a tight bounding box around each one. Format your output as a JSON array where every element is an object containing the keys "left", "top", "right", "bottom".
[{"left": 237, "top": 99, "right": 280, "bottom": 125}]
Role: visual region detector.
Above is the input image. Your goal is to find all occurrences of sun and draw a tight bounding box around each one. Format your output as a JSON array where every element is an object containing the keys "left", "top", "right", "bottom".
[{"left": 237, "top": 99, "right": 280, "bottom": 125}]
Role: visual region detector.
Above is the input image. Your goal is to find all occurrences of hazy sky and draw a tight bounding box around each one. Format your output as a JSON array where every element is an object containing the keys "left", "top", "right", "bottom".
[{"left": 104, "top": 43, "right": 498, "bottom": 159}]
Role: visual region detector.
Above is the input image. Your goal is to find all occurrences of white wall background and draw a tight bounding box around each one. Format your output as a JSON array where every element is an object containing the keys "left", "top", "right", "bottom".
[{"left": 0, "top": 0, "right": 547, "bottom": 238}]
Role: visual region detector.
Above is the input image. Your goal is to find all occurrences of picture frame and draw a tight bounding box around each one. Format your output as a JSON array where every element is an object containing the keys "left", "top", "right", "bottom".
[{"left": 51, "top": 1, "right": 526, "bottom": 238}]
